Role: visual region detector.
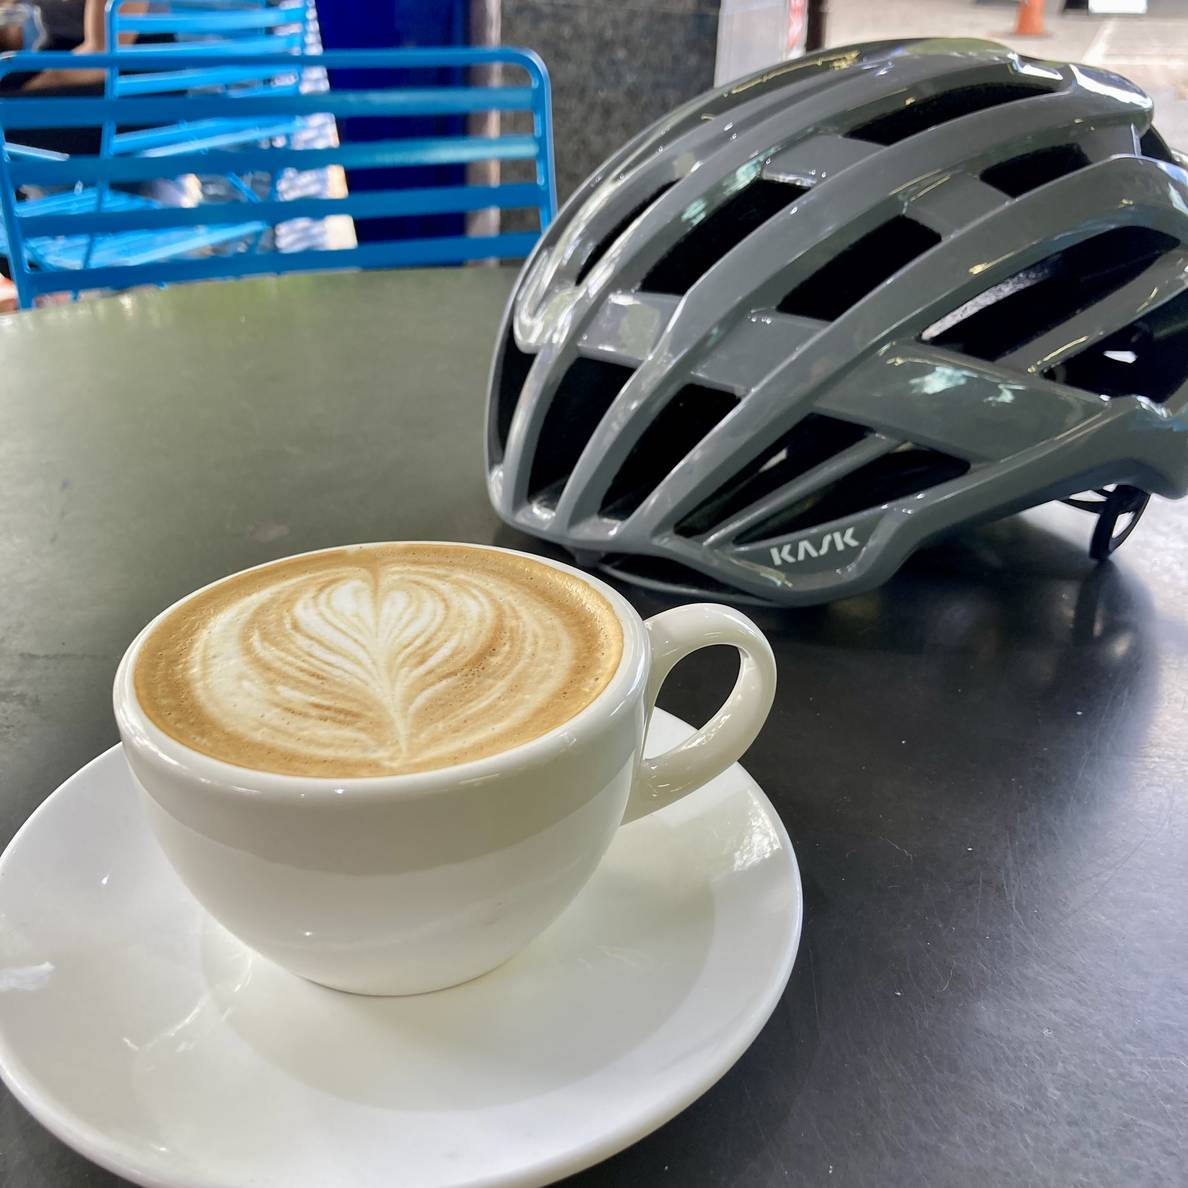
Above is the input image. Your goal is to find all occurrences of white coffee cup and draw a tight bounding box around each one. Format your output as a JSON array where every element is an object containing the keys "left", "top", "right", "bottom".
[{"left": 113, "top": 544, "right": 777, "bottom": 996}]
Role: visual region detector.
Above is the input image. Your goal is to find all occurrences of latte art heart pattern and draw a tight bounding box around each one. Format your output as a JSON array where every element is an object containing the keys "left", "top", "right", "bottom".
[
  {"left": 134, "top": 545, "right": 624, "bottom": 777},
  {"left": 216, "top": 572, "right": 573, "bottom": 766}
]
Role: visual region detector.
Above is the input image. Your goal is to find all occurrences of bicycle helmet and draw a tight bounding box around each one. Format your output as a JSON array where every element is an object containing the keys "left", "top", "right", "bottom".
[{"left": 486, "top": 37, "right": 1188, "bottom": 604}]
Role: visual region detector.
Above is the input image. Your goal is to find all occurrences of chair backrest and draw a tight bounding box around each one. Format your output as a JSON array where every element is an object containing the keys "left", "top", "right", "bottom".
[
  {"left": 103, "top": 0, "right": 308, "bottom": 159},
  {"left": 0, "top": 47, "right": 556, "bottom": 306},
  {"left": 102, "top": 0, "right": 308, "bottom": 120},
  {"left": 107, "top": 0, "right": 308, "bottom": 65}
]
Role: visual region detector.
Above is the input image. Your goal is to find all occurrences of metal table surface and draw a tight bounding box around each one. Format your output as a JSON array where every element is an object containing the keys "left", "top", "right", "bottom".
[{"left": 1, "top": 270, "right": 1184, "bottom": 1188}]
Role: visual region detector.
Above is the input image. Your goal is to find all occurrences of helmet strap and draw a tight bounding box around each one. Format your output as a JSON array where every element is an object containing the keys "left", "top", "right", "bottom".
[{"left": 1062, "top": 485, "right": 1151, "bottom": 560}]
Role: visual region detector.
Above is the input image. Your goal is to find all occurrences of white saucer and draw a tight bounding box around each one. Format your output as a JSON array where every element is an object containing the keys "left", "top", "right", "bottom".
[{"left": 0, "top": 709, "right": 801, "bottom": 1188}]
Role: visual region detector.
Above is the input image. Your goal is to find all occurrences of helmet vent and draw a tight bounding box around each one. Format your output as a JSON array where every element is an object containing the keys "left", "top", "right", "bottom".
[
  {"left": 1140, "top": 128, "right": 1177, "bottom": 164},
  {"left": 777, "top": 216, "right": 940, "bottom": 320},
  {"left": 639, "top": 178, "right": 807, "bottom": 296},
  {"left": 610, "top": 52, "right": 850, "bottom": 197},
  {"left": 490, "top": 326, "right": 535, "bottom": 464},
  {"left": 575, "top": 181, "right": 678, "bottom": 285},
  {"left": 848, "top": 81, "right": 1052, "bottom": 146},
  {"left": 599, "top": 384, "right": 740, "bottom": 519},
  {"left": 734, "top": 444, "right": 970, "bottom": 544},
  {"left": 675, "top": 413, "right": 867, "bottom": 538},
  {"left": 922, "top": 226, "right": 1179, "bottom": 361},
  {"left": 527, "top": 356, "right": 634, "bottom": 504},
  {"left": 1044, "top": 287, "right": 1188, "bottom": 403},
  {"left": 981, "top": 144, "right": 1090, "bottom": 197}
]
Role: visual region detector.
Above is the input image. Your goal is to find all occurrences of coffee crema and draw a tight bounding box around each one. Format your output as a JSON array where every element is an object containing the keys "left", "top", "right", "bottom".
[{"left": 133, "top": 543, "right": 624, "bottom": 777}]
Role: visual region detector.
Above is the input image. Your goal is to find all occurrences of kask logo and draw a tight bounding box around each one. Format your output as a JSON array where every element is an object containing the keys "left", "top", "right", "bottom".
[{"left": 769, "top": 527, "right": 860, "bottom": 567}]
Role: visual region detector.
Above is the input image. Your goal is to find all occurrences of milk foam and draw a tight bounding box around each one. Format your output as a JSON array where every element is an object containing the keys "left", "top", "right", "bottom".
[{"left": 134, "top": 545, "right": 623, "bottom": 777}]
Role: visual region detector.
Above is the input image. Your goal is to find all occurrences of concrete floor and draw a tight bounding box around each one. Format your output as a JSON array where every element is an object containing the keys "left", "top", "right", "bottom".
[{"left": 824, "top": 0, "right": 1188, "bottom": 148}]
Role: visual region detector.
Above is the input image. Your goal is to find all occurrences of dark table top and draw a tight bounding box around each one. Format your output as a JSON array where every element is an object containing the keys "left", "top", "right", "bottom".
[{"left": 2, "top": 269, "right": 1185, "bottom": 1188}]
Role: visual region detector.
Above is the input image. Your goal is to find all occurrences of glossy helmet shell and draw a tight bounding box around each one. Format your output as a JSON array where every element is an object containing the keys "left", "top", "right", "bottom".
[{"left": 486, "top": 38, "right": 1188, "bottom": 604}]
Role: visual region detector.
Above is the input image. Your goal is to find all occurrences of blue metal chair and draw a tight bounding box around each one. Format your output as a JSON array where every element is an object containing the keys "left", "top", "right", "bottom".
[
  {"left": 99, "top": 3, "right": 310, "bottom": 256},
  {"left": 105, "top": 0, "right": 309, "bottom": 155},
  {"left": 0, "top": 4, "right": 307, "bottom": 281},
  {"left": 103, "top": 0, "right": 308, "bottom": 207},
  {"left": 108, "top": 0, "right": 307, "bottom": 59},
  {"left": 0, "top": 48, "right": 556, "bottom": 308}
]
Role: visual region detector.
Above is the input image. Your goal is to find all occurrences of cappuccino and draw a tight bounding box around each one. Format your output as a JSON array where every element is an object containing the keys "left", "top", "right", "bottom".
[{"left": 133, "top": 543, "right": 623, "bottom": 777}]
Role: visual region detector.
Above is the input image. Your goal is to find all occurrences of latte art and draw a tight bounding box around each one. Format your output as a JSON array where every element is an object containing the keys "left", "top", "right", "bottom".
[{"left": 134, "top": 544, "right": 623, "bottom": 776}]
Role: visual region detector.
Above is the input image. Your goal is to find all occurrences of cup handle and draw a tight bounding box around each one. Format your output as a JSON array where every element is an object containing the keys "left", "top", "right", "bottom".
[{"left": 622, "top": 603, "right": 777, "bottom": 824}]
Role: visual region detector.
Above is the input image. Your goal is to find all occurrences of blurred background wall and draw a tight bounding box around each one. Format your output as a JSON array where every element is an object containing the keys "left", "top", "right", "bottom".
[
  {"left": 501, "top": 1, "right": 721, "bottom": 204},
  {"left": 318, "top": 0, "right": 1187, "bottom": 231}
]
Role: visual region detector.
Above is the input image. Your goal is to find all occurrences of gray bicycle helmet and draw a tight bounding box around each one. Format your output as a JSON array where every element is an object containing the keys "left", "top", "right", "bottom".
[{"left": 486, "top": 37, "right": 1188, "bottom": 604}]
